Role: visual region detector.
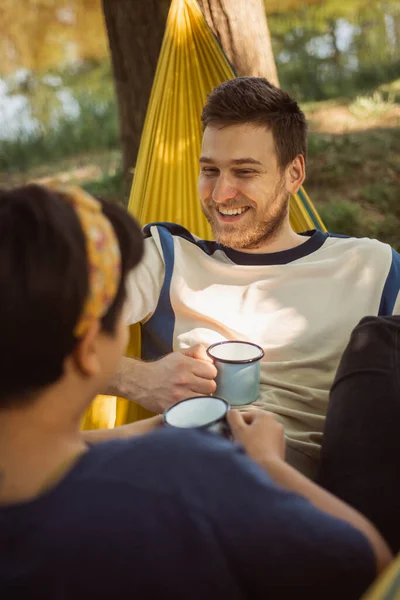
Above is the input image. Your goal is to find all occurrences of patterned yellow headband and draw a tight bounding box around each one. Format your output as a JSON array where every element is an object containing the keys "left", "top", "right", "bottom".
[{"left": 49, "top": 185, "right": 121, "bottom": 338}]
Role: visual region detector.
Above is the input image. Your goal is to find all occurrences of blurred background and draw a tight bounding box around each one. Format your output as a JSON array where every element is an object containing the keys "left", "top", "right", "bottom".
[{"left": 0, "top": 0, "right": 399, "bottom": 246}]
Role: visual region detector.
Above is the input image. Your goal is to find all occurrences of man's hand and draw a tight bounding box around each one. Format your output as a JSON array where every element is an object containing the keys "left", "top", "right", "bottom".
[
  {"left": 142, "top": 345, "right": 217, "bottom": 412},
  {"left": 107, "top": 345, "right": 217, "bottom": 414},
  {"left": 227, "top": 408, "right": 285, "bottom": 465}
]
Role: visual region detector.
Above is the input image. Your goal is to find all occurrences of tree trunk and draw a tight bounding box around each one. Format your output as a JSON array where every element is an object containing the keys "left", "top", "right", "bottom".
[
  {"left": 101, "top": 0, "right": 170, "bottom": 177},
  {"left": 102, "top": 0, "right": 279, "bottom": 177},
  {"left": 198, "top": 0, "right": 279, "bottom": 86}
]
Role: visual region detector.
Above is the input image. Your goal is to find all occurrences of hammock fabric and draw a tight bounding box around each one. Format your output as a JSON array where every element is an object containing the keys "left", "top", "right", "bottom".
[
  {"left": 81, "top": 0, "right": 326, "bottom": 430},
  {"left": 360, "top": 552, "right": 400, "bottom": 600}
]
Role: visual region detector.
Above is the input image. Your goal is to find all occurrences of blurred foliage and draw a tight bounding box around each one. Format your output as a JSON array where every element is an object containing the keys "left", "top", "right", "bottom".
[
  {"left": 0, "top": 66, "right": 119, "bottom": 172},
  {"left": 306, "top": 123, "right": 400, "bottom": 249},
  {"left": 265, "top": 0, "right": 320, "bottom": 13},
  {"left": 0, "top": 0, "right": 108, "bottom": 76},
  {"left": 4, "top": 59, "right": 115, "bottom": 132},
  {"left": 84, "top": 168, "right": 127, "bottom": 204},
  {"left": 318, "top": 200, "right": 364, "bottom": 237},
  {"left": 268, "top": 0, "right": 400, "bottom": 100},
  {"left": 349, "top": 92, "right": 396, "bottom": 118}
]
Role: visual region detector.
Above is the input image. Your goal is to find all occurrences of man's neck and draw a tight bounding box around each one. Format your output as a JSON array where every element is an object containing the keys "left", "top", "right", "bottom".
[
  {"left": 0, "top": 386, "right": 91, "bottom": 504},
  {"left": 232, "top": 225, "right": 309, "bottom": 255}
]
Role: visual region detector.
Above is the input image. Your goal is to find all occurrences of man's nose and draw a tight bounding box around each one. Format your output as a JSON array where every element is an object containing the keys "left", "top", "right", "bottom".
[{"left": 211, "top": 175, "right": 238, "bottom": 204}]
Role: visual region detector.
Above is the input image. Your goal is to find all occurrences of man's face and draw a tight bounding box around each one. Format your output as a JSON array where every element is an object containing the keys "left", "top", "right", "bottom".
[{"left": 198, "top": 123, "right": 291, "bottom": 251}]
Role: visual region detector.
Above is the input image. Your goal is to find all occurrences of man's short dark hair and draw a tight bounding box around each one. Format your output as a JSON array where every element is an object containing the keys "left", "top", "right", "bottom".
[
  {"left": 0, "top": 184, "right": 143, "bottom": 407},
  {"left": 201, "top": 77, "right": 307, "bottom": 169}
]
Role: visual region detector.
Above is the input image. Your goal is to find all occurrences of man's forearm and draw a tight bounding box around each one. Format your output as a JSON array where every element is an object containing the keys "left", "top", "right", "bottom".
[
  {"left": 260, "top": 457, "right": 392, "bottom": 573},
  {"left": 105, "top": 348, "right": 217, "bottom": 414},
  {"left": 105, "top": 356, "right": 151, "bottom": 404},
  {"left": 82, "top": 416, "right": 163, "bottom": 444}
]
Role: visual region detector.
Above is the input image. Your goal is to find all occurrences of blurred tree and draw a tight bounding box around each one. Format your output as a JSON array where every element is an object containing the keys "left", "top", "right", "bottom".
[
  {"left": 101, "top": 0, "right": 171, "bottom": 178},
  {"left": 102, "top": 0, "right": 279, "bottom": 175},
  {"left": 268, "top": 0, "right": 400, "bottom": 101},
  {"left": 198, "top": 0, "right": 279, "bottom": 85}
]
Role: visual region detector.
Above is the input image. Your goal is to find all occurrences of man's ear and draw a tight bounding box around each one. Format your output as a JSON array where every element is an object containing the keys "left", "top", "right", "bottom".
[
  {"left": 72, "top": 320, "right": 102, "bottom": 376},
  {"left": 285, "top": 155, "right": 306, "bottom": 194}
]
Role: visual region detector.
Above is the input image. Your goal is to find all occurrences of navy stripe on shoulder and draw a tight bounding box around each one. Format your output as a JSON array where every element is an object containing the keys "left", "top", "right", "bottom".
[
  {"left": 141, "top": 225, "right": 176, "bottom": 360},
  {"left": 327, "top": 232, "right": 351, "bottom": 239},
  {"left": 379, "top": 248, "right": 400, "bottom": 316},
  {"left": 143, "top": 222, "right": 220, "bottom": 257}
]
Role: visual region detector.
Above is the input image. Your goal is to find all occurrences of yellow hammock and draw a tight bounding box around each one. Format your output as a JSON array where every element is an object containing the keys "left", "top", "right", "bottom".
[{"left": 81, "top": 0, "right": 326, "bottom": 430}]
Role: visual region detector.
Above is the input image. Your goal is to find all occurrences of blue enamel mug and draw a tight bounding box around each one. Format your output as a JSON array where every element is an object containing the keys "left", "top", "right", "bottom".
[
  {"left": 206, "top": 341, "right": 264, "bottom": 406},
  {"left": 163, "top": 396, "right": 231, "bottom": 439}
]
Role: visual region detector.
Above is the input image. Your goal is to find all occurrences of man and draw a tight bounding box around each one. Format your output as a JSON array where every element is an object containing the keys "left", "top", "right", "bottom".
[
  {"left": 0, "top": 184, "right": 391, "bottom": 598},
  {"left": 107, "top": 77, "right": 400, "bottom": 479}
]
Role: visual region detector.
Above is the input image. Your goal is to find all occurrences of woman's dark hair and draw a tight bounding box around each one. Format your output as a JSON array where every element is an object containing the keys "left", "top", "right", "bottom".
[{"left": 0, "top": 184, "right": 143, "bottom": 407}]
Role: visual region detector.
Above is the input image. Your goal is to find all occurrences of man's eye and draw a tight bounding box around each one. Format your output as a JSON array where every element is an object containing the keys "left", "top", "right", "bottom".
[
  {"left": 202, "top": 168, "right": 219, "bottom": 175},
  {"left": 236, "top": 169, "right": 255, "bottom": 176}
]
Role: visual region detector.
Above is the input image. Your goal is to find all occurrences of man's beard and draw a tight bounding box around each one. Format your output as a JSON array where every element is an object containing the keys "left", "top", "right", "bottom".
[{"left": 201, "top": 180, "right": 290, "bottom": 251}]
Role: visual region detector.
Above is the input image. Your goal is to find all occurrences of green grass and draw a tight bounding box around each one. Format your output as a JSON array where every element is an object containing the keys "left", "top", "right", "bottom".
[
  {"left": 306, "top": 125, "right": 400, "bottom": 249},
  {"left": 0, "top": 96, "right": 119, "bottom": 173},
  {"left": 83, "top": 168, "right": 129, "bottom": 205},
  {"left": 318, "top": 200, "right": 364, "bottom": 237}
]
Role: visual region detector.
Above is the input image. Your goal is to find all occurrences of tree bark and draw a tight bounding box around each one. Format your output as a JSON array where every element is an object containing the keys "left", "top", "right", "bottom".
[
  {"left": 102, "top": 0, "right": 279, "bottom": 176},
  {"left": 198, "top": 0, "right": 279, "bottom": 86},
  {"left": 101, "top": 0, "right": 170, "bottom": 177}
]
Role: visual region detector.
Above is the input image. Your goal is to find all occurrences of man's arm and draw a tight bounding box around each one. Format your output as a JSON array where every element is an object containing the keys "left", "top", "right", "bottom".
[
  {"left": 82, "top": 415, "right": 163, "bottom": 444},
  {"left": 228, "top": 409, "right": 392, "bottom": 575},
  {"left": 105, "top": 346, "right": 217, "bottom": 413}
]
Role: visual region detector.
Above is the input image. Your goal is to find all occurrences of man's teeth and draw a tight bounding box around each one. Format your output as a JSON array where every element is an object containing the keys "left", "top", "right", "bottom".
[{"left": 218, "top": 207, "right": 248, "bottom": 216}]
